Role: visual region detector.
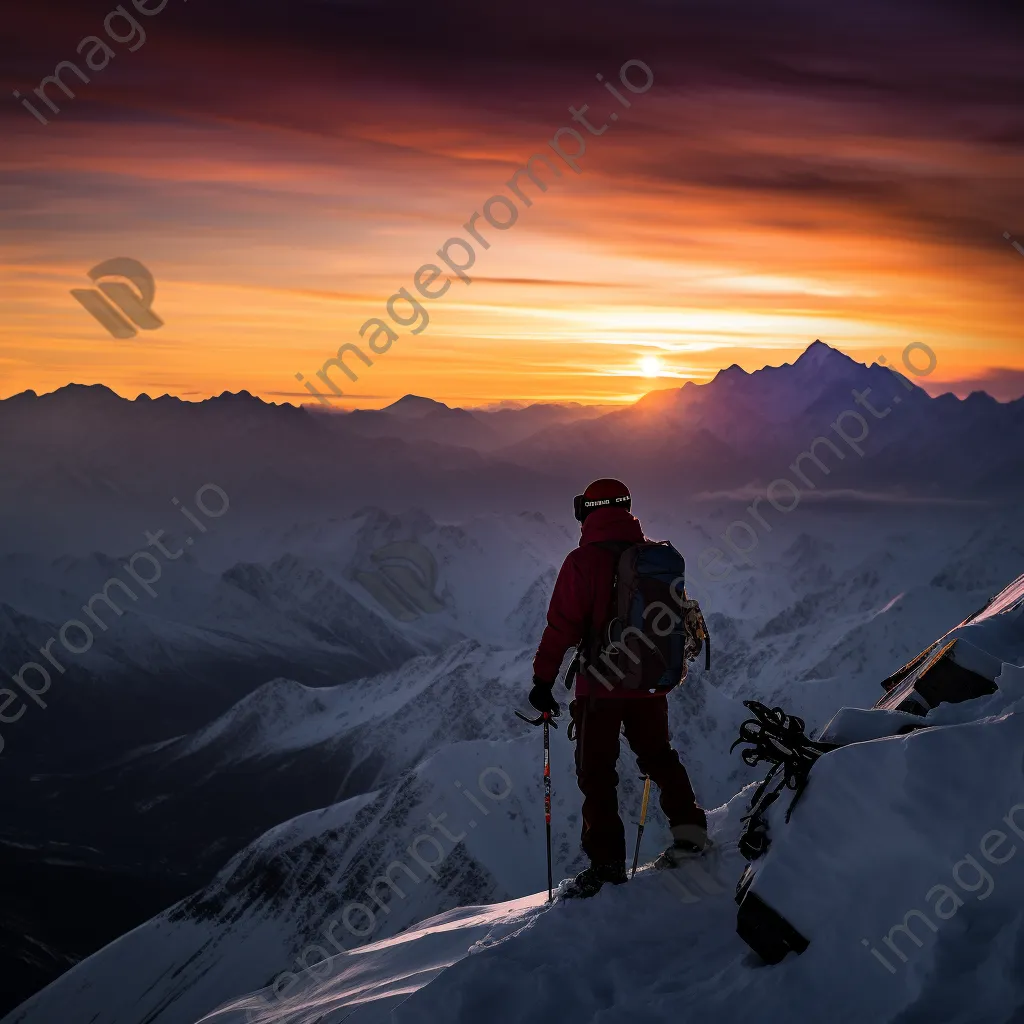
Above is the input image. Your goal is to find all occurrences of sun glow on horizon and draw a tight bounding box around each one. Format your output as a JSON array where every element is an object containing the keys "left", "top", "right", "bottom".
[{"left": 639, "top": 354, "right": 663, "bottom": 378}]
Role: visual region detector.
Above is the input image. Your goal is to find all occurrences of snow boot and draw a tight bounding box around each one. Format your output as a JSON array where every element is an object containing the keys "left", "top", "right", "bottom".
[
  {"left": 654, "top": 824, "right": 712, "bottom": 870},
  {"left": 560, "top": 861, "right": 628, "bottom": 899}
]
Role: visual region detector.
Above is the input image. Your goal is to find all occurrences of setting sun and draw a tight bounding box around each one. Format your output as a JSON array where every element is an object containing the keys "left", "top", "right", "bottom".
[{"left": 639, "top": 355, "right": 663, "bottom": 378}]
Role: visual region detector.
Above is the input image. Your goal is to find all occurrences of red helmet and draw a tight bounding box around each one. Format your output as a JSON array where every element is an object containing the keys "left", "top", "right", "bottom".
[{"left": 573, "top": 478, "right": 631, "bottom": 522}]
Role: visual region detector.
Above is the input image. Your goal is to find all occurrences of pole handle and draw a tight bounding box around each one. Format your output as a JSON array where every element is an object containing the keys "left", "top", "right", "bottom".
[
  {"left": 630, "top": 777, "right": 652, "bottom": 879},
  {"left": 638, "top": 776, "right": 651, "bottom": 826},
  {"left": 516, "top": 708, "right": 560, "bottom": 729}
]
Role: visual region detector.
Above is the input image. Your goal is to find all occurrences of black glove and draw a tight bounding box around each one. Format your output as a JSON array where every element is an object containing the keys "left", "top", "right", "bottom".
[{"left": 529, "top": 676, "right": 561, "bottom": 716}]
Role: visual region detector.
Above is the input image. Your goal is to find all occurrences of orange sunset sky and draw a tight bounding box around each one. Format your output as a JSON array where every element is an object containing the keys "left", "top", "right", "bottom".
[{"left": 2, "top": 0, "right": 1023, "bottom": 408}]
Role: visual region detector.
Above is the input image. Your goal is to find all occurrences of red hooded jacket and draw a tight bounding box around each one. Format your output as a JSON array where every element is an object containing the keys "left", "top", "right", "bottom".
[{"left": 533, "top": 506, "right": 657, "bottom": 699}]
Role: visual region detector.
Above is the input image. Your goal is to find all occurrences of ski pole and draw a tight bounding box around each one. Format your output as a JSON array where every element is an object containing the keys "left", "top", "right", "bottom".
[
  {"left": 514, "top": 707, "right": 559, "bottom": 901},
  {"left": 630, "top": 775, "right": 651, "bottom": 879},
  {"left": 543, "top": 711, "right": 553, "bottom": 901}
]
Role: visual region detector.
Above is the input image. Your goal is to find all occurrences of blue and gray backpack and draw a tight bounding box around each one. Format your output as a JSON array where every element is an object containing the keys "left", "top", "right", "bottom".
[{"left": 578, "top": 540, "right": 710, "bottom": 693}]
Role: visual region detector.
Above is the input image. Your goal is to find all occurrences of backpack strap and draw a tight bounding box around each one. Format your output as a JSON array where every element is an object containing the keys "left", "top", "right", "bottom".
[
  {"left": 572, "top": 540, "right": 635, "bottom": 689},
  {"left": 594, "top": 539, "right": 634, "bottom": 601}
]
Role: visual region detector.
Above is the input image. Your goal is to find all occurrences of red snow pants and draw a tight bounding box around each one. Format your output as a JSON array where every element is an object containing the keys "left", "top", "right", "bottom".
[{"left": 571, "top": 695, "right": 706, "bottom": 866}]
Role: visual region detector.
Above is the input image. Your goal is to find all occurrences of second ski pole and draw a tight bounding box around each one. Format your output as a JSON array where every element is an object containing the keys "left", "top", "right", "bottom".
[{"left": 630, "top": 775, "right": 651, "bottom": 879}]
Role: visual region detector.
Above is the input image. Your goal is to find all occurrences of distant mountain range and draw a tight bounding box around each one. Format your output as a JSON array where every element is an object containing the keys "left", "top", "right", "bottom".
[{"left": 3, "top": 343, "right": 1020, "bottom": 562}]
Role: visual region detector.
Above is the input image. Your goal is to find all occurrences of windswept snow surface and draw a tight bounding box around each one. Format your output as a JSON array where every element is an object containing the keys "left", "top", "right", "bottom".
[{"left": 193, "top": 579, "right": 1024, "bottom": 1024}]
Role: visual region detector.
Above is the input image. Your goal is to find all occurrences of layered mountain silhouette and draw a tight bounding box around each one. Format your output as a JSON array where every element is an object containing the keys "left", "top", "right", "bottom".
[{"left": 3, "top": 343, "right": 1020, "bottom": 562}]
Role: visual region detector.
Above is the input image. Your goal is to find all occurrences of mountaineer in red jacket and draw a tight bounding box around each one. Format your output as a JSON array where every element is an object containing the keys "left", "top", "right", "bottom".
[{"left": 529, "top": 478, "right": 708, "bottom": 898}]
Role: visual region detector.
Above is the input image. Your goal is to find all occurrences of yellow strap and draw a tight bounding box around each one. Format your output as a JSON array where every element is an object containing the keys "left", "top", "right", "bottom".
[{"left": 639, "top": 776, "right": 652, "bottom": 825}]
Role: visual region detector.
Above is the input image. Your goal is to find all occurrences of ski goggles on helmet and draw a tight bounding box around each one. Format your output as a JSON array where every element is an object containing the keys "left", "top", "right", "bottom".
[{"left": 573, "top": 493, "right": 631, "bottom": 522}]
